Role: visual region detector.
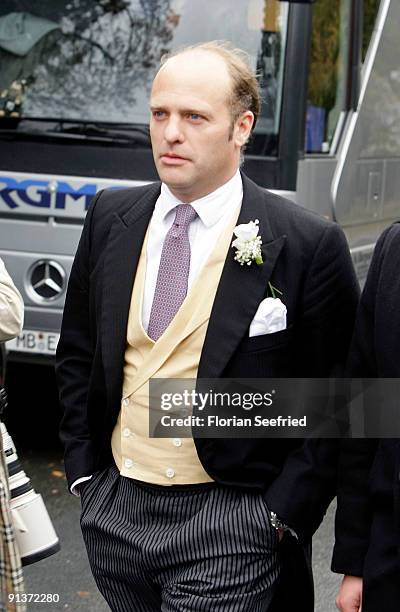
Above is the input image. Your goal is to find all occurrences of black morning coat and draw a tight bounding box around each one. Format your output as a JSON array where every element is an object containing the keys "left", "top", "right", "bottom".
[
  {"left": 56, "top": 173, "right": 359, "bottom": 611},
  {"left": 332, "top": 222, "right": 400, "bottom": 612}
]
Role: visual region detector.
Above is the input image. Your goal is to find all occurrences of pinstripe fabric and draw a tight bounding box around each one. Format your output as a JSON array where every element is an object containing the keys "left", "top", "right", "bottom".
[{"left": 80, "top": 465, "right": 280, "bottom": 612}]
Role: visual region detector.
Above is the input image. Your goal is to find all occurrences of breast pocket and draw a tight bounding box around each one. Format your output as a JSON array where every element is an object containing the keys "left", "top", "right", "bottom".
[{"left": 238, "top": 325, "right": 294, "bottom": 353}]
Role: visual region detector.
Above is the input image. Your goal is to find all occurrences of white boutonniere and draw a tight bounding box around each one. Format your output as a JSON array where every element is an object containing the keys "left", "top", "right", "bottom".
[{"left": 232, "top": 219, "right": 263, "bottom": 266}]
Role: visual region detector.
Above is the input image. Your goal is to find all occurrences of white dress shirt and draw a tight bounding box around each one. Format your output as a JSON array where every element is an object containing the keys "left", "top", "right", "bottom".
[
  {"left": 71, "top": 170, "right": 243, "bottom": 495},
  {"left": 142, "top": 170, "right": 243, "bottom": 330}
]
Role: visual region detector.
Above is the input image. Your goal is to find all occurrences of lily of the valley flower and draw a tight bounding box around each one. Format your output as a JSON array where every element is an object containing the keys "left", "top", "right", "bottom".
[{"left": 232, "top": 219, "right": 263, "bottom": 266}]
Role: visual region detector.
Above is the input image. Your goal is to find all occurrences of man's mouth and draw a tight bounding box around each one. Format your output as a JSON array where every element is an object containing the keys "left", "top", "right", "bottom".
[{"left": 160, "top": 152, "right": 189, "bottom": 166}]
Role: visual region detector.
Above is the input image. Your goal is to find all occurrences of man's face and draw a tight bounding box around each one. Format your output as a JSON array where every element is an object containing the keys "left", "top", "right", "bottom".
[{"left": 150, "top": 50, "right": 253, "bottom": 202}]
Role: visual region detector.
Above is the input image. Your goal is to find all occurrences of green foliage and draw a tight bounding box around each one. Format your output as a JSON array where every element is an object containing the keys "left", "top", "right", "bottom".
[
  {"left": 363, "top": 0, "right": 380, "bottom": 60},
  {"left": 308, "top": 0, "right": 380, "bottom": 112},
  {"left": 308, "top": 0, "right": 341, "bottom": 111}
]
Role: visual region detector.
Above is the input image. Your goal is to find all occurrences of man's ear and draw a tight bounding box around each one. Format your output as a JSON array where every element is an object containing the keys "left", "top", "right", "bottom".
[{"left": 234, "top": 111, "right": 255, "bottom": 147}]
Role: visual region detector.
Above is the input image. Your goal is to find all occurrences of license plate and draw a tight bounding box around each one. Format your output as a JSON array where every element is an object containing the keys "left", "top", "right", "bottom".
[{"left": 6, "top": 330, "right": 60, "bottom": 355}]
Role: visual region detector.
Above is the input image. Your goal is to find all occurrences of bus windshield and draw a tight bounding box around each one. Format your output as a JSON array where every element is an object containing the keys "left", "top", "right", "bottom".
[{"left": 0, "top": 0, "right": 289, "bottom": 155}]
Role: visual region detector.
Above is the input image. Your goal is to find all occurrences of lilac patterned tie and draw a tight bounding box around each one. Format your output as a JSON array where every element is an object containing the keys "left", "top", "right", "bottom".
[{"left": 147, "top": 204, "right": 197, "bottom": 341}]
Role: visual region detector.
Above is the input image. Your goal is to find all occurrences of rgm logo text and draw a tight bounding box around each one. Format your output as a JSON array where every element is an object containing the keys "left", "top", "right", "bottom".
[
  {"left": 0, "top": 178, "right": 128, "bottom": 211},
  {"left": 0, "top": 178, "right": 97, "bottom": 210}
]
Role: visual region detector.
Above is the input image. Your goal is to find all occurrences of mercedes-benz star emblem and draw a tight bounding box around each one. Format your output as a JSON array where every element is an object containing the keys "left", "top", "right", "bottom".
[{"left": 28, "top": 260, "right": 66, "bottom": 302}]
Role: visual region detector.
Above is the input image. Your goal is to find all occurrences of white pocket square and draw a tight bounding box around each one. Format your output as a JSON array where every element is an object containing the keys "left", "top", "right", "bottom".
[{"left": 249, "top": 297, "right": 287, "bottom": 337}]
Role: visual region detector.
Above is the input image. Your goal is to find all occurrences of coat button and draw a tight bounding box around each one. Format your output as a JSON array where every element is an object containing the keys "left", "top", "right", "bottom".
[
  {"left": 172, "top": 438, "right": 182, "bottom": 447},
  {"left": 122, "top": 398, "right": 130, "bottom": 407},
  {"left": 166, "top": 468, "right": 175, "bottom": 479},
  {"left": 124, "top": 459, "right": 133, "bottom": 469},
  {"left": 123, "top": 428, "right": 131, "bottom": 437}
]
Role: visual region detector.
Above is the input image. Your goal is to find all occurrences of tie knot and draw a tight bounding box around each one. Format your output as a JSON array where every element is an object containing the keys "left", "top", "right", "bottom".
[{"left": 173, "top": 204, "right": 197, "bottom": 229}]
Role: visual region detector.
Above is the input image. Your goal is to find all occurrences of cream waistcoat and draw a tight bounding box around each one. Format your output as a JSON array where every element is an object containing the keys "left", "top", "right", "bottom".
[{"left": 111, "top": 206, "right": 240, "bottom": 485}]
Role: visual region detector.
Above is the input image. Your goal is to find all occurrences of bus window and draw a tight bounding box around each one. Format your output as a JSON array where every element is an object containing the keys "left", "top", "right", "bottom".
[
  {"left": 362, "top": 0, "right": 380, "bottom": 61},
  {"left": 250, "top": 0, "right": 289, "bottom": 155},
  {"left": 0, "top": 0, "right": 289, "bottom": 159},
  {"left": 306, "top": 0, "right": 351, "bottom": 154}
]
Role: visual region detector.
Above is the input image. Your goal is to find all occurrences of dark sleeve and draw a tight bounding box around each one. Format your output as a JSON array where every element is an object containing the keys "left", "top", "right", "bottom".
[
  {"left": 331, "top": 225, "right": 397, "bottom": 575},
  {"left": 55, "top": 190, "right": 103, "bottom": 489},
  {"left": 264, "top": 223, "right": 360, "bottom": 542}
]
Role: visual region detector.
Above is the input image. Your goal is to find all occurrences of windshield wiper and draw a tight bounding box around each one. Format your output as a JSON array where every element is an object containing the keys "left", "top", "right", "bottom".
[
  {"left": 52, "top": 121, "right": 150, "bottom": 143},
  {"left": 0, "top": 120, "right": 151, "bottom": 146}
]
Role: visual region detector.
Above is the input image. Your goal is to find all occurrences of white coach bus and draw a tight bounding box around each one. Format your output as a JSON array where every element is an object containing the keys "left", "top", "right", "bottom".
[{"left": 0, "top": 0, "right": 396, "bottom": 362}]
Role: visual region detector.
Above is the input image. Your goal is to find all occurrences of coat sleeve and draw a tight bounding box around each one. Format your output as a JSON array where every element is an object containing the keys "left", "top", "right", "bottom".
[
  {"left": 264, "top": 223, "right": 360, "bottom": 542},
  {"left": 0, "top": 258, "right": 24, "bottom": 342},
  {"left": 55, "top": 190, "right": 103, "bottom": 489},
  {"left": 331, "top": 225, "right": 398, "bottom": 576}
]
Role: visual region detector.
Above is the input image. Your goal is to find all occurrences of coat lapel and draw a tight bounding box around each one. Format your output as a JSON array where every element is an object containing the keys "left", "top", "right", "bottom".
[
  {"left": 198, "top": 175, "right": 286, "bottom": 378},
  {"left": 101, "top": 183, "right": 160, "bottom": 405}
]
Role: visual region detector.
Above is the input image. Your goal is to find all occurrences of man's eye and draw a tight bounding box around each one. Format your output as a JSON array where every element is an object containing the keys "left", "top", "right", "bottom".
[
  {"left": 152, "top": 110, "right": 165, "bottom": 119},
  {"left": 188, "top": 113, "right": 202, "bottom": 121}
]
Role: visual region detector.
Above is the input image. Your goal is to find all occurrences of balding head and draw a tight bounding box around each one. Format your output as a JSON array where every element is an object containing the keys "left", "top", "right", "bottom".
[
  {"left": 153, "top": 48, "right": 233, "bottom": 124},
  {"left": 158, "top": 41, "right": 261, "bottom": 136},
  {"left": 156, "top": 48, "right": 232, "bottom": 92}
]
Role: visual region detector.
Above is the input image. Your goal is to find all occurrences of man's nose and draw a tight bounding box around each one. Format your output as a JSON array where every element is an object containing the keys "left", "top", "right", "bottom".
[{"left": 164, "top": 116, "right": 184, "bottom": 143}]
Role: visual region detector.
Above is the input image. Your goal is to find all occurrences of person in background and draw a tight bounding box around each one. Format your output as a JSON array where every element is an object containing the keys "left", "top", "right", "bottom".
[
  {"left": 0, "top": 256, "right": 25, "bottom": 611},
  {"left": 0, "top": 257, "right": 24, "bottom": 343},
  {"left": 333, "top": 222, "right": 400, "bottom": 612}
]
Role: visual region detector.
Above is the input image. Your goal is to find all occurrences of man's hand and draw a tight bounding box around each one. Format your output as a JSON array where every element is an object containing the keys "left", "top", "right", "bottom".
[{"left": 336, "top": 575, "right": 363, "bottom": 612}]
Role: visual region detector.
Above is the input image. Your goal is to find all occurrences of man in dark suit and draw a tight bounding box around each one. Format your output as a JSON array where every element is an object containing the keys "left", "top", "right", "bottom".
[
  {"left": 333, "top": 223, "right": 400, "bottom": 612},
  {"left": 56, "top": 41, "right": 359, "bottom": 611}
]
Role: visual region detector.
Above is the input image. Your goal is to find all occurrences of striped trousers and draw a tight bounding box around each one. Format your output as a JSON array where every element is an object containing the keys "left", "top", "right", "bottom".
[{"left": 80, "top": 464, "right": 281, "bottom": 612}]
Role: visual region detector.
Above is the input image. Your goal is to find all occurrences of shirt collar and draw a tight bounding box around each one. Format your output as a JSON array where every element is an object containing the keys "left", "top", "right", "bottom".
[{"left": 155, "top": 170, "right": 243, "bottom": 228}]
